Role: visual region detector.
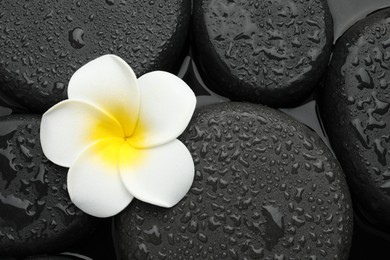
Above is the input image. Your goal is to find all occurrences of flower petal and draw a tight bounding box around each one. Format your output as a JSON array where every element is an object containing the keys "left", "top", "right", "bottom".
[
  {"left": 40, "top": 100, "right": 123, "bottom": 167},
  {"left": 68, "top": 55, "right": 140, "bottom": 136},
  {"left": 129, "top": 71, "right": 196, "bottom": 148},
  {"left": 67, "top": 138, "right": 133, "bottom": 218},
  {"left": 119, "top": 139, "right": 194, "bottom": 207}
]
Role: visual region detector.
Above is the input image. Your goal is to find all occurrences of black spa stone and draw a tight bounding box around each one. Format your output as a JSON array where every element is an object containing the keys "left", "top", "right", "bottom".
[
  {"left": 320, "top": 8, "right": 390, "bottom": 229},
  {"left": 0, "top": 0, "right": 190, "bottom": 112},
  {"left": 0, "top": 115, "right": 97, "bottom": 257},
  {"left": 23, "top": 256, "right": 78, "bottom": 260},
  {"left": 23, "top": 255, "right": 93, "bottom": 260},
  {"left": 192, "top": 0, "right": 333, "bottom": 107},
  {"left": 115, "top": 102, "right": 353, "bottom": 259}
]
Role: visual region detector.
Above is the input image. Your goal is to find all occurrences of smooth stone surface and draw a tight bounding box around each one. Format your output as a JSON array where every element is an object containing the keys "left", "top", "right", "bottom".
[
  {"left": 320, "top": 8, "right": 390, "bottom": 229},
  {"left": 116, "top": 102, "right": 353, "bottom": 259},
  {"left": 192, "top": 0, "right": 333, "bottom": 107},
  {"left": 0, "top": 89, "right": 28, "bottom": 115},
  {"left": 0, "top": 115, "right": 97, "bottom": 257},
  {"left": 23, "top": 257, "right": 77, "bottom": 260},
  {"left": 0, "top": 106, "right": 12, "bottom": 117},
  {"left": 23, "top": 254, "right": 94, "bottom": 260},
  {"left": 0, "top": 0, "right": 190, "bottom": 112},
  {"left": 327, "top": 0, "right": 390, "bottom": 40}
]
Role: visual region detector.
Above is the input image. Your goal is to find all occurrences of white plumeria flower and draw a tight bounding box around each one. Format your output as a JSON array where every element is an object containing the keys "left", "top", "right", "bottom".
[{"left": 40, "top": 55, "right": 196, "bottom": 218}]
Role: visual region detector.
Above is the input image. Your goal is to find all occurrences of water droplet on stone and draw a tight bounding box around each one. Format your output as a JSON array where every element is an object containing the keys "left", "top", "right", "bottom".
[
  {"left": 106, "top": 0, "right": 114, "bottom": 5},
  {"left": 143, "top": 225, "right": 162, "bottom": 245},
  {"left": 68, "top": 27, "right": 85, "bottom": 49}
]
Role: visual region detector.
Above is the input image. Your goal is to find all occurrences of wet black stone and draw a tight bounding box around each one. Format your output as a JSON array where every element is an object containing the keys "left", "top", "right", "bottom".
[
  {"left": 0, "top": 0, "right": 191, "bottom": 112},
  {"left": 0, "top": 115, "right": 97, "bottom": 257},
  {"left": 23, "top": 256, "right": 78, "bottom": 260},
  {"left": 192, "top": 0, "right": 333, "bottom": 108},
  {"left": 0, "top": 90, "right": 28, "bottom": 116},
  {"left": 115, "top": 102, "right": 353, "bottom": 259},
  {"left": 320, "top": 8, "right": 390, "bottom": 230}
]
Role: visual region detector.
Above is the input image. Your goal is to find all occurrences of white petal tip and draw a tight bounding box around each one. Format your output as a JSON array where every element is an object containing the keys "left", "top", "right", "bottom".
[
  {"left": 67, "top": 139, "right": 134, "bottom": 218},
  {"left": 70, "top": 192, "right": 131, "bottom": 218},
  {"left": 140, "top": 195, "right": 186, "bottom": 209},
  {"left": 119, "top": 140, "right": 194, "bottom": 209}
]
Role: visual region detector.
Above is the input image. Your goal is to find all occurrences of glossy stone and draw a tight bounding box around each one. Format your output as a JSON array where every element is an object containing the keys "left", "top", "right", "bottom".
[
  {"left": 23, "top": 256, "right": 76, "bottom": 260},
  {"left": 116, "top": 102, "right": 353, "bottom": 259},
  {"left": 0, "top": 115, "right": 97, "bottom": 257},
  {"left": 328, "top": 0, "right": 390, "bottom": 39},
  {"left": 0, "top": 0, "right": 191, "bottom": 112},
  {"left": 192, "top": 0, "right": 333, "bottom": 107},
  {"left": 320, "top": 8, "right": 390, "bottom": 230}
]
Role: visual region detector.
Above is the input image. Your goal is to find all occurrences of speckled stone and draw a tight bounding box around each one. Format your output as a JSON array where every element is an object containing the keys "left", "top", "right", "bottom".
[
  {"left": 0, "top": 0, "right": 190, "bottom": 112},
  {"left": 116, "top": 102, "right": 353, "bottom": 260},
  {"left": 192, "top": 0, "right": 333, "bottom": 107},
  {"left": 320, "top": 8, "right": 390, "bottom": 229},
  {"left": 0, "top": 115, "right": 97, "bottom": 257}
]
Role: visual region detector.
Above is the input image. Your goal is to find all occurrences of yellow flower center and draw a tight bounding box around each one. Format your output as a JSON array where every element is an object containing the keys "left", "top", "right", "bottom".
[{"left": 89, "top": 107, "right": 148, "bottom": 168}]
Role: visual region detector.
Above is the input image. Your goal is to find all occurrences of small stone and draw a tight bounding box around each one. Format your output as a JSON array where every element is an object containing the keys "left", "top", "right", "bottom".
[
  {"left": 192, "top": 0, "right": 333, "bottom": 107},
  {"left": 320, "top": 7, "right": 390, "bottom": 229}
]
